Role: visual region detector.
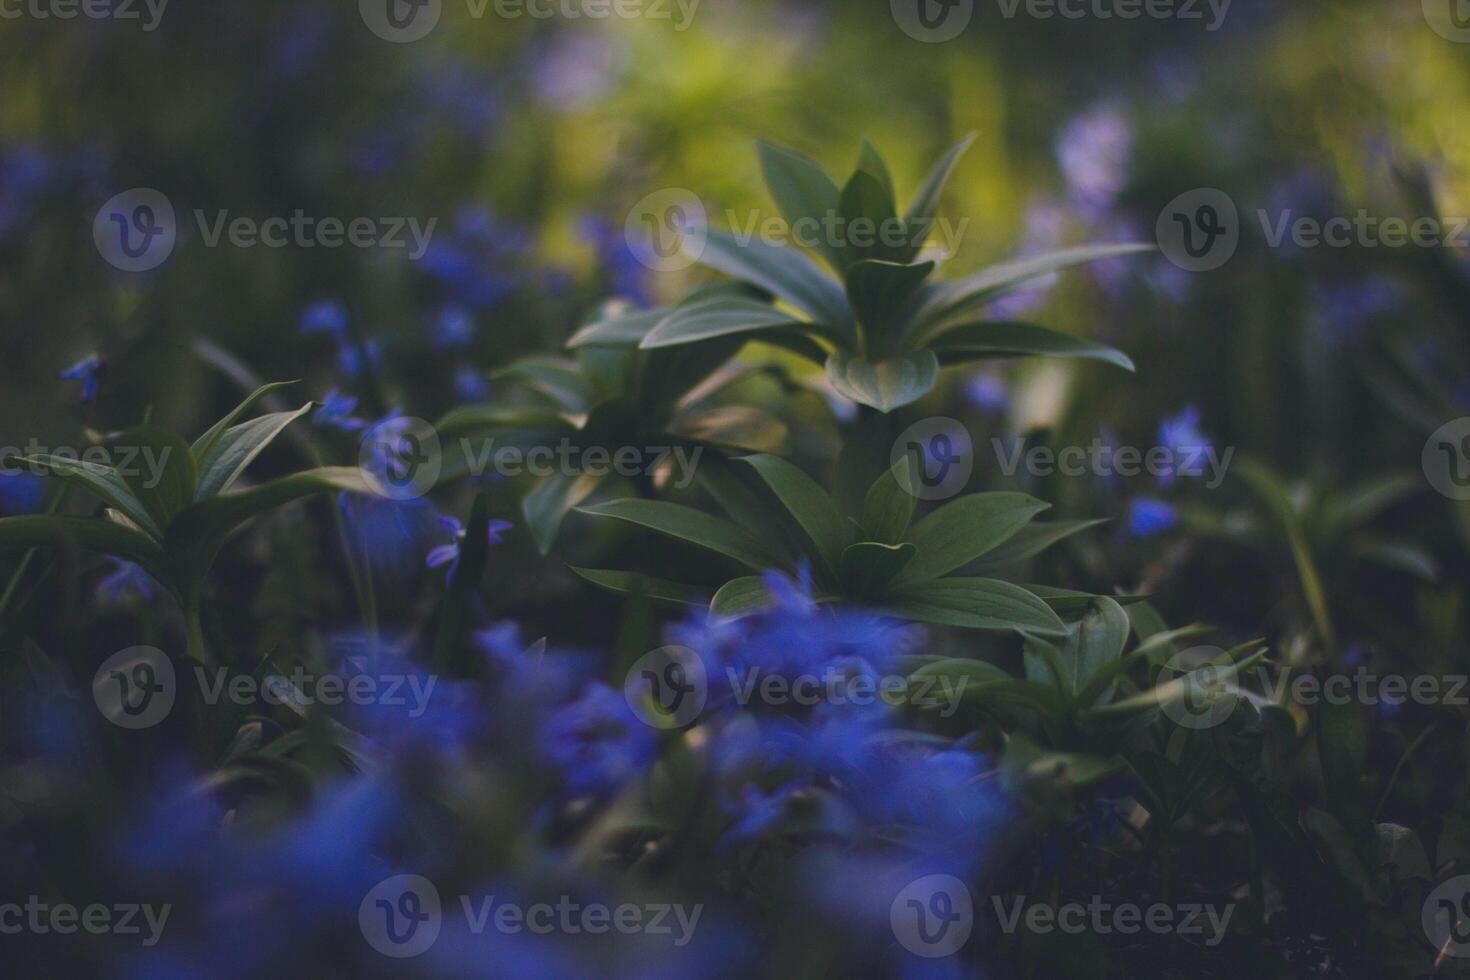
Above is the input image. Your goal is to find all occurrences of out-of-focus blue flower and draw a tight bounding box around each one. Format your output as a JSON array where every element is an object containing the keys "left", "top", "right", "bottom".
[
  {"left": 963, "top": 369, "right": 1007, "bottom": 412},
  {"left": 59, "top": 354, "right": 105, "bottom": 403},
  {"left": 1056, "top": 102, "right": 1133, "bottom": 216},
  {"left": 338, "top": 490, "right": 440, "bottom": 582},
  {"left": 1156, "top": 405, "right": 1212, "bottom": 486},
  {"left": 539, "top": 682, "right": 655, "bottom": 798},
  {"left": 95, "top": 558, "right": 161, "bottom": 607},
  {"left": 422, "top": 206, "right": 527, "bottom": 308},
  {"left": 1128, "top": 497, "right": 1178, "bottom": 537},
  {"left": 453, "top": 366, "right": 491, "bottom": 402},
  {"left": 426, "top": 513, "right": 513, "bottom": 582},
  {"left": 266, "top": 8, "right": 333, "bottom": 82},
  {"left": 299, "top": 300, "right": 349, "bottom": 342},
  {"left": 417, "top": 63, "right": 502, "bottom": 138},
  {"left": 0, "top": 471, "right": 44, "bottom": 515},
  {"left": 1310, "top": 276, "right": 1400, "bottom": 348},
  {"left": 0, "top": 144, "right": 53, "bottom": 239},
  {"left": 313, "top": 387, "right": 366, "bottom": 432},
  {"left": 431, "top": 305, "right": 476, "bottom": 350},
  {"left": 580, "top": 214, "right": 653, "bottom": 307},
  {"left": 337, "top": 338, "right": 383, "bottom": 379},
  {"left": 533, "top": 33, "right": 621, "bottom": 109}
]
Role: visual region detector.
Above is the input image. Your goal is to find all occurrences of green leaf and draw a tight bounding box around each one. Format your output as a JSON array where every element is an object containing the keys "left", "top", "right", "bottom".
[
  {"left": 191, "top": 380, "right": 299, "bottom": 463},
  {"left": 434, "top": 404, "right": 569, "bottom": 441},
  {"left": 166, "top": 467, "right": 371, "bottom": 587},
  {"left": 639, "top": 298, "right": 810, "bottom": 350},
  {"left": 825, "top": 349, "right": 939, "bottom": 413},
  {"left": 856, "top": 139, "right": 895, "bottom": 202},
  {"left": 570, "top": 568, "right": 710, "bottom": 607},
  {"left": 523, "top": 470, "right": 605, "bottom": 555},
  {"left": 1023, "top": 585, "right": 1147, "bottom": 620},
  {"left": 885, "top": 578, "right": 1069, "bottom": 634},
  {"left": 576, "top": 498, "right": 774, "bottom": 571},
  {"left": 860, "top": 457, "right": 917, "bottom": 544},
  {"left": 738, "top": 454, "right": 852, "bottom": 572},
  {"left": 1062, "top": 598, "right": 1130, "bottom": 703},
  {"left": 837, "top": 168, "right": 903, "bottom": 268},
  {"left": 966, "top": 519, "right": 1107, "bottom": 573},
  {"left": 926, "top": 321, "right": 1135, "bottom": 372},
  {"left": 0, "top": 515, "right": 173, "bottom": 588},
  {"left": 844, "top": 259, "right": 935, "bottom": 352},
  {"left": 1086, "top": 647, "right": 1267, "bottom": 719},
  {"left": 757, "top": 140, "right": 845, "bottom": 273},
  {"left": 8, "top": 453, "right": 163, "bottom": 539},
  {"left": 912, "top": 243, "right": 1156, "bottom": 331},
  {"left": 104, "top": 425, "right": 198, "bottom": 529},
  {"left": 839, "top": 541, "right": 917, "bottom": 596},
  {"left": 696, "top": 228, "right": 852, "bottom": 332},
  {"left": 901, "top": 133, "right": 977, "bottom": 262},
  {"left": 194, "top": 404, "right": 313, "bottom": 500},
  {"left": 1238, "top": 459, "right": 1334, "bottom": 649},
  {"left": 494, "top": 357, "right": 598, "bottom": 416},
  {"left": 898, "top": 492, "right": 1050, "bottom": 583},
  {"left": 710, "top": 576, "right": 778, "bottom": 617},
  {"left": 566, "top": 306, "right": 672, "bottom": 348}
]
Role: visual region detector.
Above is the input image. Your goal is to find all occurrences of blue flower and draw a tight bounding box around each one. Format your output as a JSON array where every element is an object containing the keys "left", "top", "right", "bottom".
[
  {"left": 1156, "top": 405, "right": 1212, "bottom": 486},
  {"left": 430, "top": 305, "right": 476, "bottom": 350},
  {"left": 421, "top": 206, "right": 526, "bottom": 308},
  {"left": 312, "top": 388, "right": 366, "bottom": 431},
  {"left": 453, "top": 366, "right": 491, "bottom": 402},
  {"left": 337, "top": 338, "right": 382, "bottom": 379},
  {"left": 337, "top": 490, "right": 440, "bottom": 583},
  {"left": 963, "top": 369, "right": 1007, "bottom": 412},
  {"left": 539, "top": 683, "right": 655, "bottom": 797},
  {"left": 1310, "top": 276, "right": 1400, "bottom": 349},
  {"left": 0, "top": 145, "right": 53, "bottom": 240},
  {"left": 299, "top": 300, "right": 349, "bottom": 342},
  {"left": 59, "top": 354, "right": 105, "bottom": 403},
  {"left": 1128, "top": 497, "right": 1178, "bottom": 537},
  {"left": 580, "top": 213, "right": 653, "bottom": 307},
  {"left": 0, "top": 472, "right": 44, "bottom": 515},
  {"left": 1056, "top": 102, "right": 1133, "bottom": 216},
  {"left": 95, "top": 558, "right": 161, "bottom": 607},
  {"left": 426, "top": 513, "right": 513, "bottom": 582}
]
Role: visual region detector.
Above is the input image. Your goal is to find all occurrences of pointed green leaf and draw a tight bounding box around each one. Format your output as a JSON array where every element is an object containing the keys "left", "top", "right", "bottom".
[
  {"left": 640, "top": 298, "right": 810, "bottom": 350},
  {"left": 901, "top": 133, "right": 977, "bottom": 262},
  {"left": 104, "top": 425, "right": 198, "bottom": 529},
  {"left": 844, "top": 259, "right": 935, "bottom": 349},
  {"left": 837, "top": 168, "right": 903, "bottom": 268},
  {"left": 576, "top": 498, "right": 774, "bottom": 571},
  {"left": 861, "top": 457, "right": 917, "bottom": 544},
  {"left": 7, "top": 453, "right": 163, "bottom": 539},
  {"left": 856, "top": 139, "right": 895, "bottom": 201},
  {"left": 566, "top": 306, "right": 672, "bottom": 348},
  {"left": 926, "top": 321, "right": 1134, "bottom": 371},
  {"left": 0, "top": 515, "right": 172, "bottom": 587},
  {"left": 696, "top": 228, "right": 851, "bottom": 332},
  {"left": 1062, "top": 597, "right": 1130, "bottom": 702},
  {"left": 523, "top": 470, "right": 605, "bottom": 555},
  {"left": 825, "top": 349, "right": 939, "bottom": 413},
  {"left": 966, "top": 518, "right": 1107, "bottom": 573},
  {"left": 710, "top": 576, "right": 778, "bottom": 617},
  {"left": 897, "top": 492, "right": 1050, "bottom": 583},
  {"left": 570, "top": 567, "right": 711, "bottom": 607},
  {"left": 191, "top": 380, "right": 299, "bottom": 462},
  {"left": 738, "top": 454, "right": 852, "bottom": 572},
  {"left": 885, "top": 578, "right": 1068, "bottom": 634},
  {"left": 194, "top": 404, "right": 313, "bottom": 500},
  {"left": 493, "top": 357, "right": 597, "bottom": 416},
  {"left": 757, "top": 140, "right": 845, "bottom": 273},
  {"left": 839, "top": 541, "right": 917, "bottom": 596}
]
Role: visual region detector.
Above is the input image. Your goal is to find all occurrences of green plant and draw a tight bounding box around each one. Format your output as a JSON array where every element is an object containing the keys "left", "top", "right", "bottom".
[
  {"left": 0, "top": 381, "right": 367, "bottom": 662},
  {"left": 570, "top": 138, "right": 1150, "bottom": 412}
]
